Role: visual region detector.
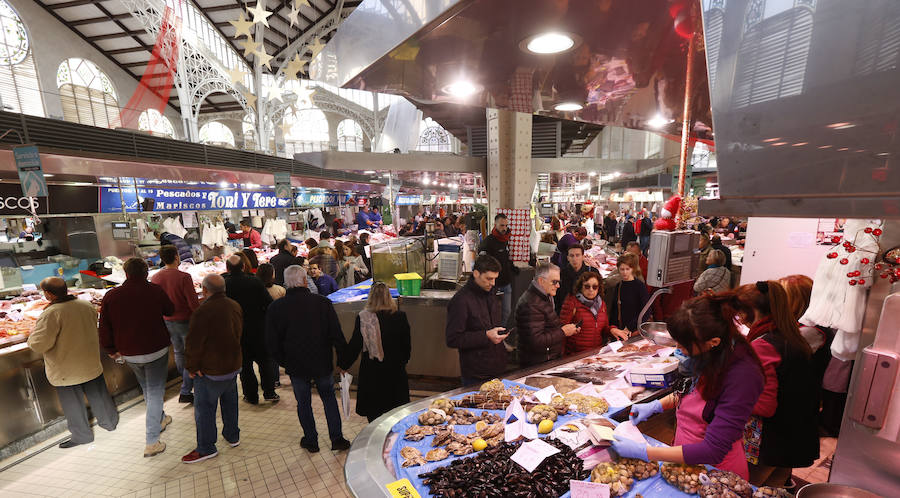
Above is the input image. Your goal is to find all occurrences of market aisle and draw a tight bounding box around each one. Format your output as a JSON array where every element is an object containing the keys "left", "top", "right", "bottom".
[{"left": 0, "top": 373, "right": 372, "bottom": 498}]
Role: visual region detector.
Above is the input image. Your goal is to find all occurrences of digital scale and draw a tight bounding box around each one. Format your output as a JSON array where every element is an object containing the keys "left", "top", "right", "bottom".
[
  {"left": 646, "top": 230, "right": 702, "bottom": 287},
  {"left": 111, "top": 221, "right": 132, "bottom": 240}
]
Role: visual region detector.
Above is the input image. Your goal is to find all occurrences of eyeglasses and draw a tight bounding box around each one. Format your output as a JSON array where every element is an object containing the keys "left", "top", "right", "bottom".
[
  {"left": 582, "top": 284, "right": 599, "bottom": 290},
  {"left": 551, "top": 280, "right": 560, "bottom": 286}
]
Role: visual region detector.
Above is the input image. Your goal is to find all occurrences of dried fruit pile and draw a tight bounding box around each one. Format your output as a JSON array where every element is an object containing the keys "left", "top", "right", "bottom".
[{"left": 420, "top": 439, "right": 587, "bottom": 497}]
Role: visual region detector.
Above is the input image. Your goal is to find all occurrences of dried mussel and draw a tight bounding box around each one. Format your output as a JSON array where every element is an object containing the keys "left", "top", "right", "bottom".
[
  {"left": 400, "top": 446, "right": 426, "bottom": 467},
  {"left": 661, "top": 463, "right": 708, "bottom": 495}
]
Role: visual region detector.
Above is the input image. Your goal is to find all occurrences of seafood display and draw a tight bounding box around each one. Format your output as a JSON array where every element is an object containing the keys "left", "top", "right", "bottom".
[
  {"left": 418, "top": 408, "right": 448, "bottom": 426},
  {"left": 447, "top": 409, "right": 477, "bottom": 425},
  {"left": 702, "top": 470, "right": 752, "bottom": 498},
  {"left": 660, "top": 463, "right": 709, "bottom": 495},
  {"left": 429, "top": 398, "right": 455, "bottom": 414},
  {"left": 403, "top": 425, "right": 436, "bottom": 441},
  {"left": 752, "top": 486, "right": 793, "bottom": 498},
  {"left": 400, "top": 447, "right": 426, "bottom": 467},
  {"left": 527, "top": 404, "right": 559, "bottom": 423},
  {"left": 425, "top": 448, "right": 449, "bottom": 462},
  {"left": 420, "top": 439, "right": 587, "bottom": 497}
]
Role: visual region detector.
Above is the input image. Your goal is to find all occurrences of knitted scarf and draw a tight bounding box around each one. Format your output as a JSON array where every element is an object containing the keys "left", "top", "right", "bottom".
[
  {"left": 576, "top": 292, "right": 603, "bottom": 317},
  {"left": 358, "top": 310, "right": 384, "bottom": 361},
  {"left": 492, "top": 227, "right": 510, "bottom": 243}
]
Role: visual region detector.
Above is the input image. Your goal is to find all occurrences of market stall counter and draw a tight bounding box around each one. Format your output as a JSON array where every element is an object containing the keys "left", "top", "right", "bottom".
[{"left": 345, "top": 339, "right": 685, "bottom": 498}]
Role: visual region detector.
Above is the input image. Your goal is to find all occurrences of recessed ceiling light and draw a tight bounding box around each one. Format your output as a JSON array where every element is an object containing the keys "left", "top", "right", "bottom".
[
  {"left": 363, "top": 170, "right": 375, "bottom": 174},
  {"left": 524, "top": 32, "right": 577, "bottom": 54},
  {"left": 792, "top": 142, "right": 808, "bottom": 147},
  {"left": 442, "top": 80, "right": 482, "bottom": 97},
  {"left": 772, "top": 142, "right": 788, "bottom": 146},
  {"left": 827, "top": 122, "right": 856, "bottom": 129},
  {"left": 554, "top": 102, "right": 583, "bottom": 112},
  {"left": 647, "top": 114, "right": 673, "bottom": 129},
  {"left": 762, "top": 137, "right": 781, "bottom": 142}
]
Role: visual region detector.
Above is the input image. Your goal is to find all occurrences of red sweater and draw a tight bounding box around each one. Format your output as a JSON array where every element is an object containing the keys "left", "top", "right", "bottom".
[
  {"left": 749, "top": 319, "right": 780, "bottom": 418},
  {"left": 150, "top": 268, "right": 199, "bottom": 321},
  {"left": 99, "top": 279, "right": 174, "bottom": 356},
  {"left": 560, "top": 294, "right": 610, "bottom": 354},
  {"left": 228, "top": 228, "right": 262, "bottom": 249}
]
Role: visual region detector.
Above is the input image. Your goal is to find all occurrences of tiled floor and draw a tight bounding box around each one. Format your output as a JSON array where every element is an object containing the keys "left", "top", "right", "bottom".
[
  {"left": 793, "top": 436, "right": 838, "bottom": 485},
  {"left": 0, "top": 371, "right": 371, "bottom": 498}
]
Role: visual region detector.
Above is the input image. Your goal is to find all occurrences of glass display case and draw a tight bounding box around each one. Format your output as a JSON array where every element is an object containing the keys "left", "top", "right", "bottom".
[{"left": 370, "top": 237, "right": 427, "bottom": 287}]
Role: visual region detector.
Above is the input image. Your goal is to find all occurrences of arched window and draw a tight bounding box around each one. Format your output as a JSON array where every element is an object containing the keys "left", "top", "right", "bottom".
[
  {"left": 199, "top": 121, "right": 235, "bottom": 147},
  {"left": 242, "top": 116, "right": 257, "bottom": 151},
  {"left": 417, "top": 118, "right": 450, "bottom": 152},
  {"left": 138, "top": 109, "right": 175, "bottom": 138},
  {"left": 283, "top": 109, "right": 329, "bottom": 155},
  {"left": 337, "top": 119, "right": 363, "bottom": 152},
  {"left": 732, "top": 0, "right": 815, "bottom": 108},
  {"left": 0, "top": 1, "right": 43, "bottom": 116},
  {"left": 57, "top": 58, "right": 121, "bottom": 128}
]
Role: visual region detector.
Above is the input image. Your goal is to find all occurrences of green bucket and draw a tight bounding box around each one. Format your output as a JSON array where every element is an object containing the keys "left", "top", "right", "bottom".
[{"left": 394, "top": 272, "right": 422, "bottom": 296}]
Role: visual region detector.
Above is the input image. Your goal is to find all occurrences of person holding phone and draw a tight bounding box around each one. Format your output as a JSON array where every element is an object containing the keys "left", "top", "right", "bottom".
[
  {"left": 445, "top": 255, "right": 509, "bottom": 387},
  {"left": 515, "top": 262, "right": 579, "bottom": 367}
]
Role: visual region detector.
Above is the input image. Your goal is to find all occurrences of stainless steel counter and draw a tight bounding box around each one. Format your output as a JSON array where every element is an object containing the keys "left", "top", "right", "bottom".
[{"left": 344, "top": 345, "right": 667, "bottom": 497}]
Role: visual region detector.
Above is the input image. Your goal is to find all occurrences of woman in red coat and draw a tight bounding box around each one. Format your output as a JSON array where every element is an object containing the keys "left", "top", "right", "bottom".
[{"left": 560, "top": 272, "right": 617, "bottom": 354}]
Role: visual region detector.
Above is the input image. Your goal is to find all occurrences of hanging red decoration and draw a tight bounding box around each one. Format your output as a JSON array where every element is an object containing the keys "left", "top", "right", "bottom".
[
  {"left": 875, "top": 263, "right": 884, "bottom": 270},
  {"left": 864, "top": 227, "right": 873, "bottom": 234},
  {"left": 861, "top": 258, "right": 870, "bottom": 264},
  {"left": 858, "top": 279, "right": 866, "bottom": 285},
  {"left": 827, "top": 252, "right": 838, "bottom": 259},
  {"left": 849, "top": 280, "right": 857, "bottom": 286},
  {"left": 840, "top": 258, "right": 849, "bottom": 265},
  {"left": 847, "top": 246, "right": 856, "bottom": 253},
  {"left": 873, "top": 228, "right": 883, "bottom": 236}
]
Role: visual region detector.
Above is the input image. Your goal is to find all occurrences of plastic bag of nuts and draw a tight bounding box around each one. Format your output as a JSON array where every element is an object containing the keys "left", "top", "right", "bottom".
[
  {"left": 417, "top": 408, "right": 447, "bottom": 426},
  {"left": 429, "top": 397, "right": 455, "bottom": 415},
  {"left": 527, "top": 404, "right": 558, "bottom": 423},
  {"left": 660, "top": 463, "right": 708, "bottom": 495}
]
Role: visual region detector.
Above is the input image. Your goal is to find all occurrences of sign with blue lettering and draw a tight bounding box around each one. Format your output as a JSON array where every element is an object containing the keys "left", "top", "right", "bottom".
[
  {"left": 396, "top": 194, "right": 422, "bottom": 206},
  {"left": 99, "top": 187, "right": 350, "bottom": 212},
  {"left": 13, "top": 146, "right": 47, "bottom": 197}
]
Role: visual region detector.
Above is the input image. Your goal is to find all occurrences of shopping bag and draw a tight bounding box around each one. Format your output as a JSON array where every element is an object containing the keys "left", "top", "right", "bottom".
[{"left": 340, "top": 372, "right": 353, "bottom": 419}]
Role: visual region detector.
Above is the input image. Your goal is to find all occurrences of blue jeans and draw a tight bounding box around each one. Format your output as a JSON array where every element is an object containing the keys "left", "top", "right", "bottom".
[
  {"left": 498, "top": 283, "right": 513, "bottom": 327},
  {"left": 193, "top": 375, "right": 240, "bottom": 455},
  {"left": 639, "top": 235, "right": 651, "bottom": 255},
  {"left": 165, "top": 320, "right": 193, "bottom": 395},
  {"left": 290, "top": 374, "right": 343, "bottom": 445},
  {"left": 127, "top": 353, "right": 169, "bottom": 445}
]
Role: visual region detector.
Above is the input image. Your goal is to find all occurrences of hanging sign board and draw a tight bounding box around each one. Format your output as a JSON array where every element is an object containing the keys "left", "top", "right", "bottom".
[
  {"left": 13, "top": 145, "right": 48, "bottom": 197},
  {"left": 273, "top": 172, "right": 293, "bottom": 200},
  {"left": 99, "top": 186, "right": 350, "bottom": 212}
]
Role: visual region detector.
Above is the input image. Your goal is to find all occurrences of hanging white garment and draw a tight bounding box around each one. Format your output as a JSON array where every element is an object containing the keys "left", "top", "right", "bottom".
[
  {"left": 801, "top": 219, "right": 882, "bottom": 360},
  {"left": 162, "top": 216, "right": 187, "bottom": 238}
]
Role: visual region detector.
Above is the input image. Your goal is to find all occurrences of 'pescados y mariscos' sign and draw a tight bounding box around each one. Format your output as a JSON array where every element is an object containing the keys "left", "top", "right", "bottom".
[{"left": 99, "top": 186, "right": 350, "bottom": 212}]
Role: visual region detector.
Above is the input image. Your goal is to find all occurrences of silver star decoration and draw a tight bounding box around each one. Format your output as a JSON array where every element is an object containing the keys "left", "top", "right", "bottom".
[{"left": 238, "top": 39, "right": 261, "bottom": 57}]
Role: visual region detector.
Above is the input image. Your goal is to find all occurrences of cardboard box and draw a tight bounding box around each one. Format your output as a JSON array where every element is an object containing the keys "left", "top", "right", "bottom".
[{"left": 629, "top": 359, "right": 679, "bottom": 388}]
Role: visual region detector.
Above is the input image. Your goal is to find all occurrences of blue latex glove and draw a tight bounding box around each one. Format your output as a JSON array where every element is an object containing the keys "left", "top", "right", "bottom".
[
  {"left": 629, "top": 399, "right": 664, "bottom": 425},
  {"left": 611, "top": 435, "right": 649, "bottom": 462}
]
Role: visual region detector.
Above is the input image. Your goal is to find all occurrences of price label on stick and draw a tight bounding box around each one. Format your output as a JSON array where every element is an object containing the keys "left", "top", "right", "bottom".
[{"left": 385, "top": 478, "right": 421, "bottom": 498}]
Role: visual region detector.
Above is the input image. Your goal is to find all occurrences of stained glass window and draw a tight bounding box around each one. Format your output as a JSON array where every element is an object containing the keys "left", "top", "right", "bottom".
[
  {"left": 0, "top": 1, "right": 42, "bottom": 116},
  {"left": 417, "top": 118, "right": 451, "bottom": 152},
  {"left": 337, "top": 119, "right": 363, "bottom": 152},
  {"left": 138, "top": 109, "right": 175, "bottom": 138}
]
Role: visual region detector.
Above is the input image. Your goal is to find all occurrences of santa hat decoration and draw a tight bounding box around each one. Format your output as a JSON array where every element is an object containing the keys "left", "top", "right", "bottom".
[{"left": 654, "top": 195, "right": 682, "bottom": 231}]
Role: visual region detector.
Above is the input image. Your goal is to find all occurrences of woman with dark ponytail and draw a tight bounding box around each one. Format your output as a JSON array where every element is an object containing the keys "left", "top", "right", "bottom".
[
  {"left": 734, "top": 281, "right": 819, "bottom": 487},
  {"left": 610, "top": 293, "right": 764, "bottom": 480}
]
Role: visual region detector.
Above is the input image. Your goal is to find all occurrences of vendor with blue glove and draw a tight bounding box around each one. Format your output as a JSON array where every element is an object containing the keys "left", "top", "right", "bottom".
[{"left": 610, "top": 294, "right": 765, "bottom": 481}]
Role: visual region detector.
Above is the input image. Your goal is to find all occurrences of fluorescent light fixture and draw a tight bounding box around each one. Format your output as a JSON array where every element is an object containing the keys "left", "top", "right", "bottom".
[
  {"left": 837, "top": 147, "right": 849, "bottom": 151},
  {"left": 827, "top": 122, "right": 856, "bottom": 129},
  {"left": 792, "top": 142, "right": 808, "bottom": 147},
  {"left": 442, "top": 80, "right": 482, "bottom": 97},
  {"left": 647, "top": 114, "right": 673, "bottom": 129},
  {"left": 383, "top": 172, "right": 391, "bottom": 177},
  {"left": 554, "top": 102, "right": 583, "bottom": 112},
  {"left": 525, "top": 32, "right": 576, "bottom": 54},
  {"left": 877, "top": 152, "right": 890, "bottom": 156},
  {"left": 588, "top": 172, "right": 597, "bottom": 176},
  {"left": 363, "top": 170, "right": 376, "bottom": 174},
  {"left": 422, "top": 179, "right": 430, "bottom": 185},
  {"left": 762, "top": 137, "right": 781, "bottom": 143},
  {"left": 69, "top": 182, "right": 94, "bottom": 187},
  {"left": 43, "top": 174, "right": 54, "bottom": 177},
  {"left": 771, "top": 142, "right": 788, "bottom": 146},
  {"left": 818, "top": 145, "right": 833, "bottom": 149}
]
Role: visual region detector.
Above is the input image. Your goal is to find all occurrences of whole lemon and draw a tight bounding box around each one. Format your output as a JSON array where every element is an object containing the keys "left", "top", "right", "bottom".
[
  {"left": 472, "top": 438, "right": 487, "bottom": 451},
  {"left": 474, "top": 420, "right": 488, "bottom": 432},
  {"left": 538, "top": 419, "right": 554, "bottom": 434}
]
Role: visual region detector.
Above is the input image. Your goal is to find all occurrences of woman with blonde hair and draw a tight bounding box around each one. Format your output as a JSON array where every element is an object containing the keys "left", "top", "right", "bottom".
[{"left": 338, "top": 282, "right": 411, "bottom": 422}]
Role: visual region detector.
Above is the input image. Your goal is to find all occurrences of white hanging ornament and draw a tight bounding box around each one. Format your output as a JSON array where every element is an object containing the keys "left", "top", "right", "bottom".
[
  {"left": 228, "top": 12, "right": 254, "bottom": 39},
  {"left": 248, "top": 2, "right": 273, "bottom": 27}
]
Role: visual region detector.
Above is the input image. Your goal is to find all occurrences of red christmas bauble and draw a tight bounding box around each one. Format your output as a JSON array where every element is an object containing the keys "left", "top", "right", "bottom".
[
  {"left": 847, "top": 272, "right": 855, "bottom": 277},
  {"left": 840, "top": 258, "right": 849, "bottom": 265},
  {"left": 847, "top": 246, "right": 856, "bottom": 253},
  {"left": 855, "top": 271, "right": 862, "bottom": 277},
  {"left": 849, "top": 279, "right": 857, "bottom": 286},
  {"left": 858, "top": 279, "right": 866, "bottom": 285},
  {"left": 827, "top": 252, "right": 838, "bottom": 259},
  {"left": 873, "top": 228, "right": 883, "bottom": 236},
  {"left": 861, "top": 258, "right": 870, "bottom": 264},
  {"left": 831, "top": 236, "right": 841, "bottom": 243},
  {"left": 881, "top": 272, "right": 890, "bottom": 279},
  {"left": 843, "top": 241, "right": 851, "bottom": 248},
  {"left": 864, "top": 227, "right": 873, "bottom": 234},
  {"left": 875, "top": 263, "right": 883, "bottom": 270}
]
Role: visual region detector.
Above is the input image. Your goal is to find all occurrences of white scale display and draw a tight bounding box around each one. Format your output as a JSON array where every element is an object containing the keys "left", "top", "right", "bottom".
[{"left": 646, "top": 230, "right": 702, "bottom": 287}]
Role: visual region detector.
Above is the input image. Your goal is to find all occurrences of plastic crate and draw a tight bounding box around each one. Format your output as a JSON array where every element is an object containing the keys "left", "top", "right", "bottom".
[{"left": 394, "top": 272, "right": 422, "bottom": 296}]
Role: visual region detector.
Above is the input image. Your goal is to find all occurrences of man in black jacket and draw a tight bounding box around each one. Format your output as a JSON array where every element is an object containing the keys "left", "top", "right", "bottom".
[
  {"left": 515, "top": 262, "right": 579, "bottom": 367},
  {"left": 603, "top": 212, "right": 618, "bottom": 243},
  {"left": 268, "top": 239, "right": 298, "bottom": 286},
  {"left": 445, "top": 256, "right": 507, "bottom": 386},
  {"left": 556, "top": 244, "right": 599, "bottom": 315},
  {"left": 639, "top": 210, "right": 653, "bottom": 255},
  {"left": 155, "top": 231, "right": 194, "bottom": 263},
  {"left": 620, "top": 215, "right": 637, "bottom": 248},
  {"left": 223, "top": 255, "right": 277, "bottom": 404},
  {"left": 477, "top": 213, "right": 519, "bottom": 325},
  {"left": 711, "top": 235, "right": 733, "bottom": 270},
  {"left": 266, "top": 265, "right": 351, "bottom": 453}
]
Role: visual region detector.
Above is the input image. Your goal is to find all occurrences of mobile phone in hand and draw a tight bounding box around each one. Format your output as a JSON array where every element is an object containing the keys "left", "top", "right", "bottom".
[{"left": 497, "top": 327, "right": 509, "bottom": 336}]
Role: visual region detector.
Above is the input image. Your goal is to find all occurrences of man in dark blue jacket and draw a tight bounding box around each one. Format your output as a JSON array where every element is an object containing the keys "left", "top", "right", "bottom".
[
  {"left": 156, "top": 231, "right": 194, "bottom": 263},
  {"left": 266, "top": 265, "right": 350, "bottom": 453}
]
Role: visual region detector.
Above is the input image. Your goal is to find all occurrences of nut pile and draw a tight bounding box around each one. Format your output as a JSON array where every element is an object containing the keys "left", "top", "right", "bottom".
[
  {"left": 527, "top": 404, "right": 558, "bottom": 423},
  {"left": 702, "top": 470, "right": 751, "bottom": 498},
  {"left": 560, "top": 393, "right": 610, "bottom": 414},
  {"left": 448, "top": 409, "right": 477, "bottom": 424},
  {"left": 420, "top": 439, "right": 587, "bottom": 497},
  {"left": 660, "top": 463, "right": 708, "bottom": 495}
]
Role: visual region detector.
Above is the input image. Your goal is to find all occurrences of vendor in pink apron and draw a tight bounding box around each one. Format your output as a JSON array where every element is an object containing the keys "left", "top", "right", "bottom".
[{"left": 610, "top": 294, "right": 765, "bottom": 481}]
